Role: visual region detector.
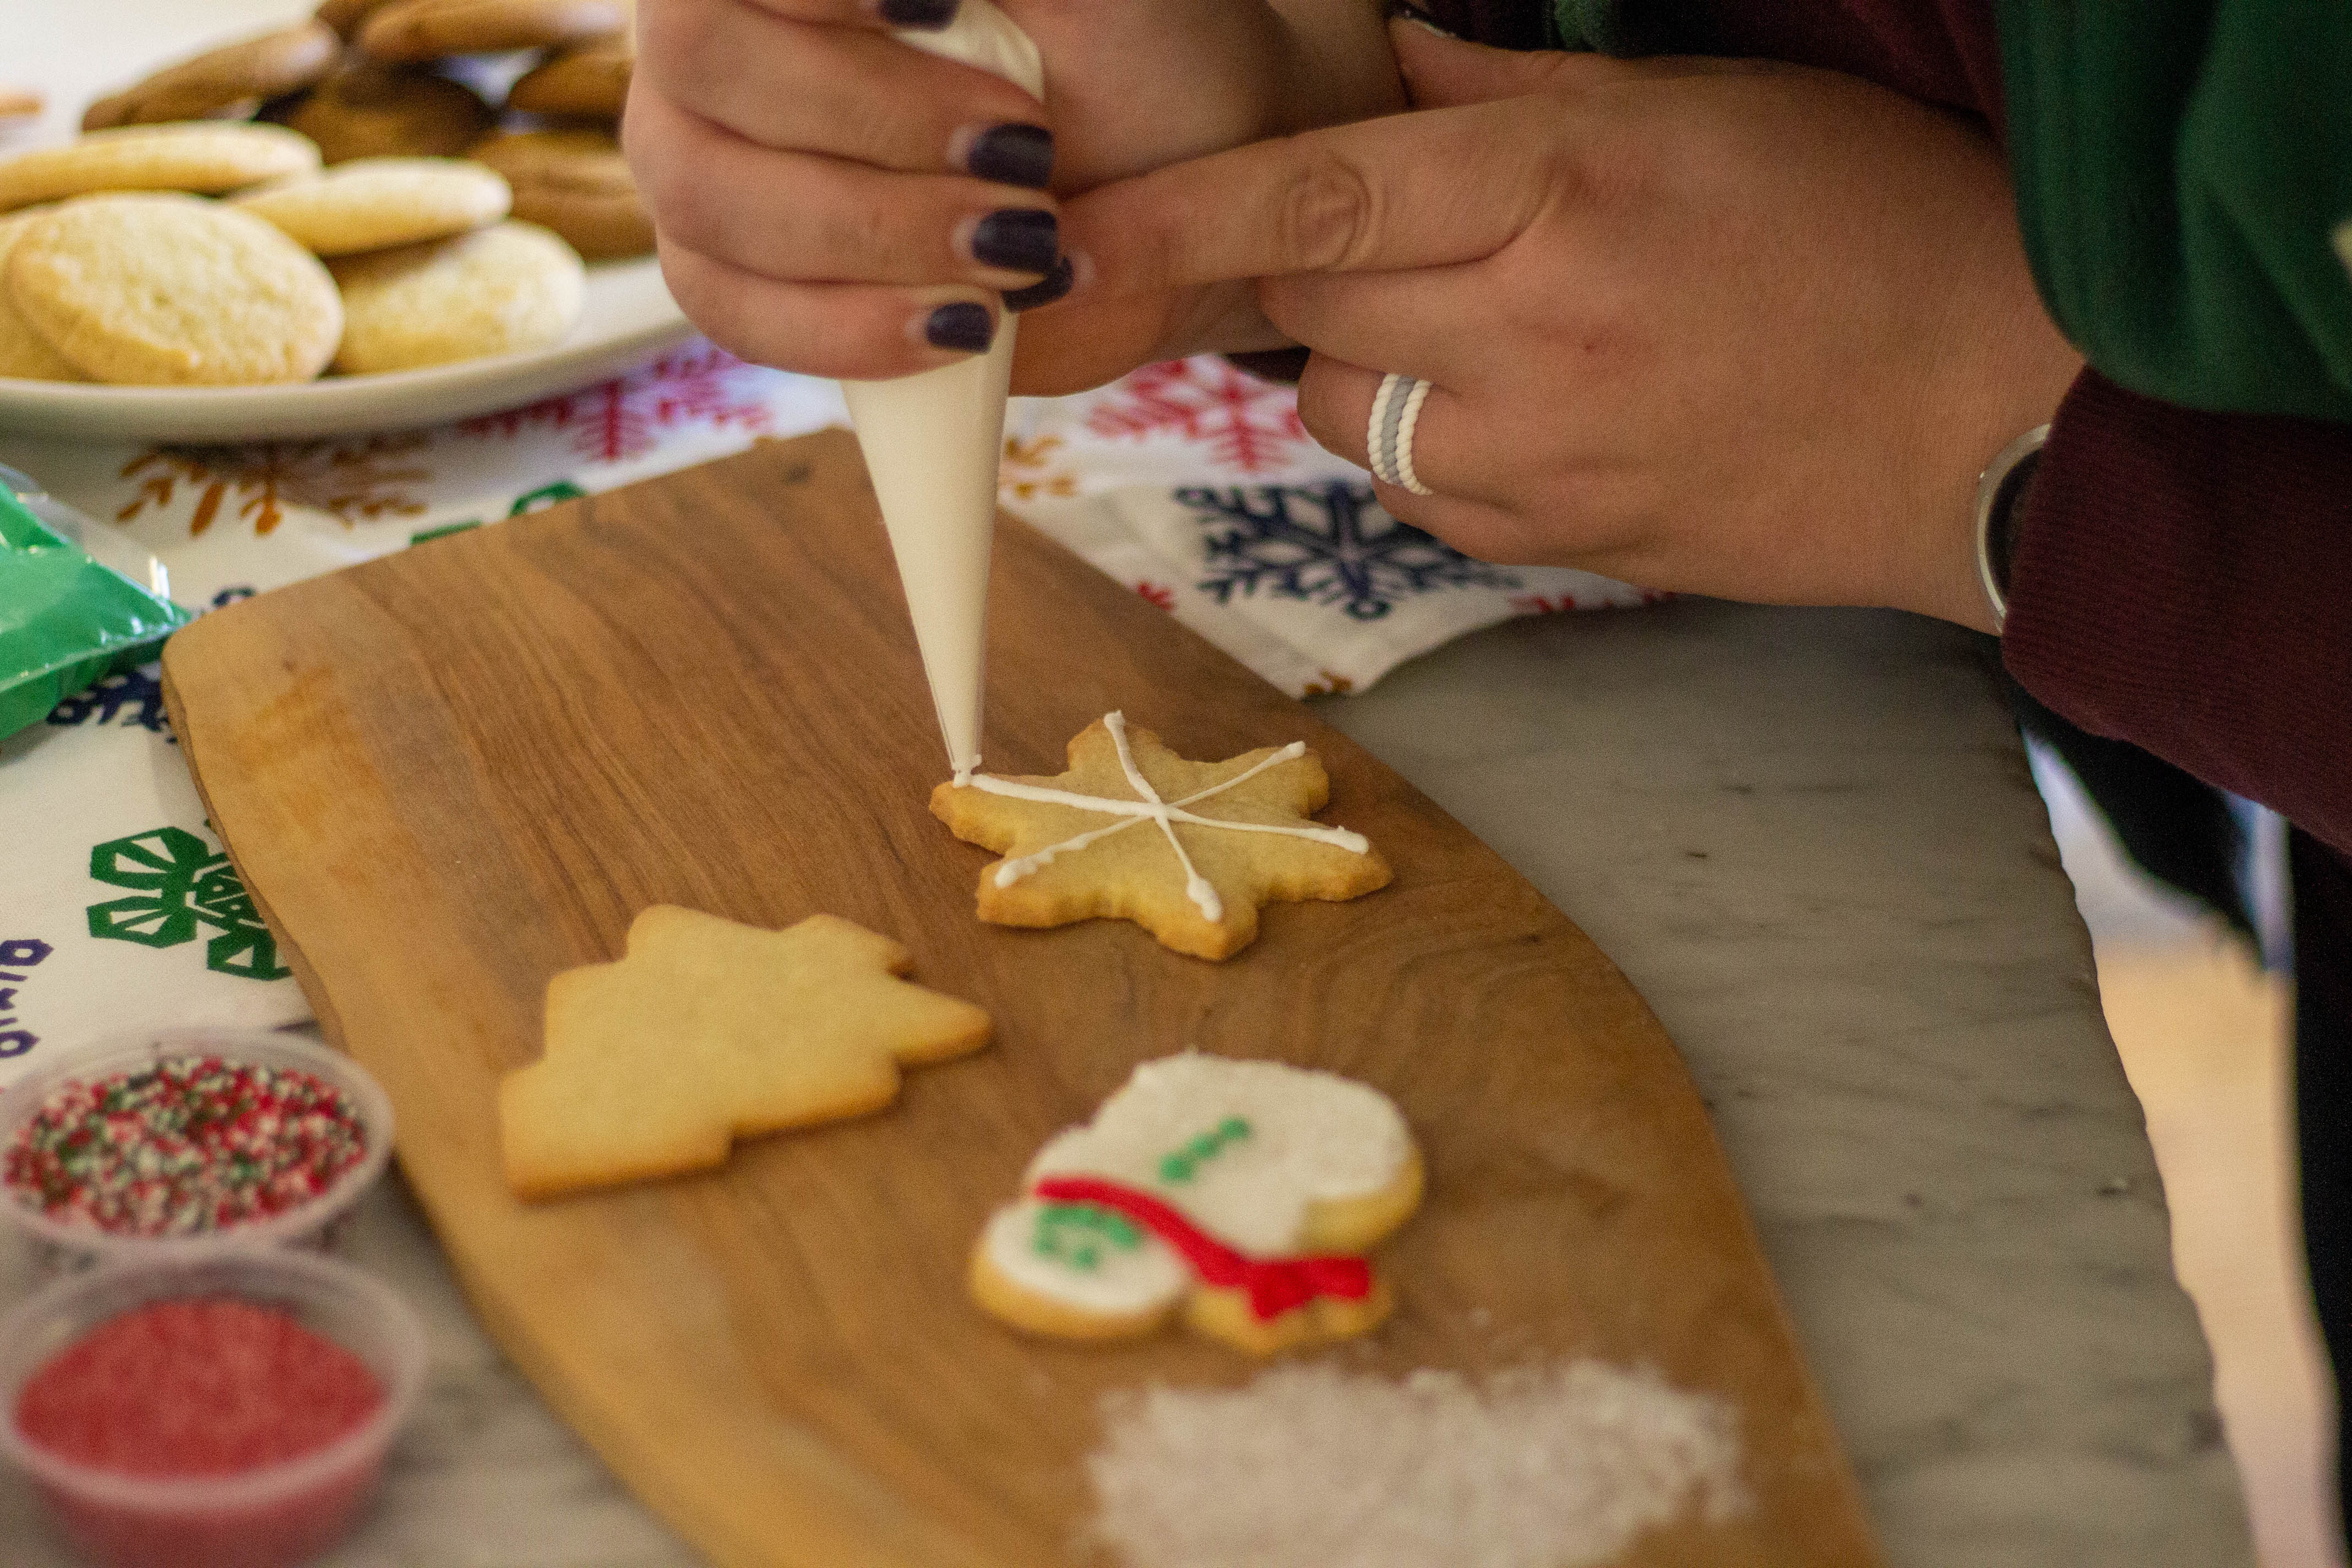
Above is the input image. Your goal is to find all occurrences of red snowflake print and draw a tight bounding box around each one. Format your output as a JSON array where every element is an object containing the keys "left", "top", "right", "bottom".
[
  {"left": 1510, "top": 592, "right": 1582, "bottom": 615},
  {"left": 1133, "top": 581, "right": 1176, "bottom": 611},
  {"left": 1085, "top": 357, "right": 1308, "bottom": 474},
  {"left": 461, "top": 343, "right": 772, "bottom": 463},
  {"left": 118, "top": 435, "right": 431, "bottom": 537}
]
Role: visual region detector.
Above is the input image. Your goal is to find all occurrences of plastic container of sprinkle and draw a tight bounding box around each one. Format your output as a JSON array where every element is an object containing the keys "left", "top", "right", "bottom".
[
  {"left": 0, "top": 1029, "right": 393, "bottom": 1271},
  {"left": 0, "top": 1249, "right": 426, "bottom": 1568}
]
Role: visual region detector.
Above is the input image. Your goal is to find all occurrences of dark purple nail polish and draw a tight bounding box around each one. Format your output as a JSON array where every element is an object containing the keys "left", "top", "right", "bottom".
[
  {"left": 881, "top": 0, "right": 957, "bottom": 28},
  {"left": 924, "top": 301, "right": 995, "bottom": 352},
  {"left": 970, "top": 208, "right": 1057, "bottom": 275},
  {"left": 966, "top": 123, "right": 1053, "bottom": 189},
  {"left": 1382, "top": 0, "right": 1460, "bottom": 36},
  {"left": 1003, "top": 254, "right": 1073, "bottom": 313}
]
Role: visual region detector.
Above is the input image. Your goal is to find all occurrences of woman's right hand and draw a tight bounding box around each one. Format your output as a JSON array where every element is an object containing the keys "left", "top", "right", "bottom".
[{"left": 625, "top": 0, "right": 1404, "bottom": 387}]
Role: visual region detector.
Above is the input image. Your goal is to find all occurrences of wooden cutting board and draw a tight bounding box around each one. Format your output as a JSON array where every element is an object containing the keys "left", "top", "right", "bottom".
[{"left": 162, "top": 429, "right": 1877, "bottom": 1568}]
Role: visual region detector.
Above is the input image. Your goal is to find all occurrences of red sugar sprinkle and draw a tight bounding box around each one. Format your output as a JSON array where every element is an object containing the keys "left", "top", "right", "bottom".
[{"left": 16, "top": 1299, "right": 384, "bottom": 1477}]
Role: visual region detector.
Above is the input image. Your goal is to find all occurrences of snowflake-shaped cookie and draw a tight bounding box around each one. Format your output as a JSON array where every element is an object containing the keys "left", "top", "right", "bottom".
[
  {"left": 499, "top": 908, "right": 992, "bottom": 1199},
  {"left": 929, "top": 713, "right": 1391, "bottom": 960}
]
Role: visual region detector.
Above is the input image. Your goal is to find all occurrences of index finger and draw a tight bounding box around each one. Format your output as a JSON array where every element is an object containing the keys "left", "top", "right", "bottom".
[
  {"left": 1061, "top": 99, "right": 1551, "bottom": 298},
  {"left": 728, "top": 0, "right": 963, "bottom": 29}
]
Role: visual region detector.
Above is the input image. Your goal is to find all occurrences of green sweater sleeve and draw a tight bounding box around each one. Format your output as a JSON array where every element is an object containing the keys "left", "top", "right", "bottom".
[{"left": 1997, "top": 0, "right": 2352, "bottom": 422}]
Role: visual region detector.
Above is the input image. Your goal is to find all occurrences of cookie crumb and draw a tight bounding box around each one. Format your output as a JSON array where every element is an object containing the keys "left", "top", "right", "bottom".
[{"left": 1088, "top": 1360, "right": 1747, "bottom": 1568}]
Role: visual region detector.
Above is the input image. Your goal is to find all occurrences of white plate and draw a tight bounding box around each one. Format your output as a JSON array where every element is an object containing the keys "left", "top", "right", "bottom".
[
  {"left": 0, "top": 0, "right": 693, "bottom": 443},
  {"left": 0, "top": 260, "right": 693, "bottom": 442}
]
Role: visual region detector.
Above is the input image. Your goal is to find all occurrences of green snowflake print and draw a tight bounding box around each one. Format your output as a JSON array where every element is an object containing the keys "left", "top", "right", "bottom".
[{"left": 85, "top": 827, "right": 291, "bottom": 981}]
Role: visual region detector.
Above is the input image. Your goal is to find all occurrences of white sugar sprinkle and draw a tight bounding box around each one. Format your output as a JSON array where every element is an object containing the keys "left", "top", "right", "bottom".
[{"left": 1087, "top": 1360, "right": 1749, "bottom": 1568}]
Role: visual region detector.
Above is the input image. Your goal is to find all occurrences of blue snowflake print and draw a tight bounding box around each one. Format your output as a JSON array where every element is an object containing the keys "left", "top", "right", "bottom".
[
  {"left": 1178, "top": 483, "right": 1518, "bottom": 622},
  {"left": 48, "top": 667, "right": 171, "bottom": 736}
]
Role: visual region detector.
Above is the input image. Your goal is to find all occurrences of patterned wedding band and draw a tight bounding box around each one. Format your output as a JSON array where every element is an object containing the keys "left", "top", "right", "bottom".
[{"left": 1365, "top": 372, "right": 1436, "bottom": 497}]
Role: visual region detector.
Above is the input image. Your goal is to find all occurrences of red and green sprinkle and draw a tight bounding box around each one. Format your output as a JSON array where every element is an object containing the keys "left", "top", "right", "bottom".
[{"left": 3, "top": 1055, "right": 368, "bottom": 1238}]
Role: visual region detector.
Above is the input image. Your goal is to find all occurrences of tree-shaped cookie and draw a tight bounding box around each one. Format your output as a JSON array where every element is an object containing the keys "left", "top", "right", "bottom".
[
  {"left": 930, "top": 712, "right": 1390, "bottom": 960},
  {"left": 500, "top": 908, "right": 991, "bottom": 1199},
  {"left": 971, "top": 1053, "right": 1424, "bottom": 1354}
]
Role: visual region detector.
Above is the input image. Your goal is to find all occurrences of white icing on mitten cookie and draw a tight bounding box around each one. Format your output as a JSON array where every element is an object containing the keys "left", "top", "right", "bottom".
[{"left": 969, "top": 1054, "right": 1422, "bottom": 1353}]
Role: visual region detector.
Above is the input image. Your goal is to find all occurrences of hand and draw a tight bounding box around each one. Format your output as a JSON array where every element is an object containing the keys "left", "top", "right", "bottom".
[
  {"left": 1060, "top": 21, "right": 2084, "bottom": 629},
  {"left": 625, "top": 0, "right": 1402, "bottom": 385}
]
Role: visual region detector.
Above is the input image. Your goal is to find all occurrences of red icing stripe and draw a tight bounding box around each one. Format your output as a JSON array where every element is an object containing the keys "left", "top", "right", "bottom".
[{"left": 1031, "top": 1174, "right": 1374, "bottom": 1321}]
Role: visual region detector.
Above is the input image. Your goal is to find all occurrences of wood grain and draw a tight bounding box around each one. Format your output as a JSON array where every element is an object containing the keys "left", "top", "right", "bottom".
[{"left": 161, "top": 429, "right": 1880, "bottom": 1567}]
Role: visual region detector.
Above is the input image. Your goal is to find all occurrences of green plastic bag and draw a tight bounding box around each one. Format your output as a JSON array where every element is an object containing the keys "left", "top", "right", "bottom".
[{"left": 0, "top": 473, "right": 190, "bottom": 743}]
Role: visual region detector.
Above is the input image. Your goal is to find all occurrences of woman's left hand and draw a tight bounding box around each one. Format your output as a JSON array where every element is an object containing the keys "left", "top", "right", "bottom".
[{"left": 1059, "top": 20, "right": 2083, "bottom": 630}]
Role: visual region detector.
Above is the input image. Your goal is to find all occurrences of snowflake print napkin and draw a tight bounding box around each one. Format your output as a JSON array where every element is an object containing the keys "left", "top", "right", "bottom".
[
  {"left": 0, "top": 346, "right": 1651, "bottom": 1064},
  {"left": 1004, "top": 360, "right": 1651, "bottom": 698}
]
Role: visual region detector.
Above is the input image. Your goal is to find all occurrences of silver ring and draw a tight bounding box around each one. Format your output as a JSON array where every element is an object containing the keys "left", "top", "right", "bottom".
[
  {"left": 1973, "top": 423, "right": 2047, "bottom": 634},
  {"left": 1366, "top": 372, "right": 1436, "bottom": 496}
]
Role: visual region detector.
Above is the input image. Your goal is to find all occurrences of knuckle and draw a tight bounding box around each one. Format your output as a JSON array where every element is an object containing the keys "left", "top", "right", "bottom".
[
  {"left": 634, "top": 0, "right": 716, "bottom": 81},
  {"left": 826, "top": 194, "right": 904, "bottom": 272},
  {"left": 1275, "top": 145, "right": 1381, "bottom": 274},
  {"left": 629, "top": 139, "right": 715, "bottom": 246}
]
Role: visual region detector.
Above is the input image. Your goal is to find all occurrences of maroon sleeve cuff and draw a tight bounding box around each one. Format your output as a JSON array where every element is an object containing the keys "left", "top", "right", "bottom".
[{"left": 2003, "top": 369, "right": 2352, "bottom": 856}]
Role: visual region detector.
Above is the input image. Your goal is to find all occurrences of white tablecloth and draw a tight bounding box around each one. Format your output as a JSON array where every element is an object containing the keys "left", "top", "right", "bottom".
[{"left": 0, "top": 348, "right": 1643, "bottom": 1084}]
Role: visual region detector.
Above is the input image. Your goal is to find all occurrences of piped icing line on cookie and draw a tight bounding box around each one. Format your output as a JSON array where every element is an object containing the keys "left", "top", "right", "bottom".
[
  {"left": 1031, "top": 1174, "right": 1374, "bottom": 1321},
  {"left": 1104, "top": 710, "right": 1224, "bottom": 921},
  {"left": 952, "top": 711, "right": 1372, "bottom": 923}
]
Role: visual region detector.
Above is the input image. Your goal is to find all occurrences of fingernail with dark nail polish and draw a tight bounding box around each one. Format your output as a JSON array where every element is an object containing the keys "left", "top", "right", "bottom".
[
  {"left": 1003, "top": 254, "right": 1074, "bottom": 313},
  {"left": 880, "top": 0, "right": 957, "bottom": 28},
  {"left": 967, "top": 123, "right": 1053, "bottom": 189},
  {"left": 970, "top": 208, "right": 1058, "bottom": 275},
  {"left": 924, "top": 301, "right": 995, "bottom": 352},
  {"left": 1382, "top": 0, "right": 1459, "bottom": 36}
]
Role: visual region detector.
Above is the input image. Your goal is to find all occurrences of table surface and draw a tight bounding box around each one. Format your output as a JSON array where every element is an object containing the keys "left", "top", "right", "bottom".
[{"left": 0, "top": 598, "right": 2253, "bottom": 1567}]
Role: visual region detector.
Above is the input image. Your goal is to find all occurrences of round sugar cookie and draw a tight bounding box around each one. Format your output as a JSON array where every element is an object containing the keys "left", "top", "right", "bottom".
[
  {"left": 282, "top": 62, "right": 495, "bottom": 165},
  {"left": 330, "top": 219, "right": 582, "bottom": 372},
  {"left": 0, "top": 123, "right": 321, "bottom": 214},
  {"left": 358, "top": 0, "right": 630, "bottom": 61},
  {"left": 5, "top": 194, "right": 341, "bottom": 385},
  {"left": 233, "top": 157, "right": 510, "bottom": 255},
  {"left": 83, "top": 20, "right": 342, "bottom": 132},
  {"left": 507, "top": 35, "right": 633, "bottom": 119},
  {"left": 0, "top": 211, "right": 86, "bottom": 381},
  {"left": 468, "top": 127, "right": 651, "bottom": 259}
]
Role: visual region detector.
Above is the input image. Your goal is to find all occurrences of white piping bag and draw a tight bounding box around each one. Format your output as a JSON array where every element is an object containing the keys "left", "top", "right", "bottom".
[{"left": 842, "top": 0, "right": 1043, "bottom": 783}]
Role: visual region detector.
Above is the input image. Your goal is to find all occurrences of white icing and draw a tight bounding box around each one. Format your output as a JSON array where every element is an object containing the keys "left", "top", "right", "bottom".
[
  {"left": 982, "top": 1199, "right": 1190, "bottom": 1316},
  {"left": 843, "top": 1, "right": 1043, "bottom": 778},
  {"left": 958, "top": 712, "right": 1370, "bottom": 927},
  {"left": 1022, "top": 1053, "right": 1412, "bottom": 1259}
]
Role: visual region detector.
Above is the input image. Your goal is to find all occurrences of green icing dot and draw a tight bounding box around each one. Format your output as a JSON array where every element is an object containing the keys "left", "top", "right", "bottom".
[
  {"left": 1032, "top": 1202, "right": 1145, "bottom": 1271},
  {"left": 1158, "top": 1154, "right": 1195, "bottom": 1184}
]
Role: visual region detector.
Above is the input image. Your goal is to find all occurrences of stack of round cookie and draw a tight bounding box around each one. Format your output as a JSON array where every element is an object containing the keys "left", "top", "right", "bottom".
[
  {"left": 73, "top": 1, "right": 650, "bottom": 263},
  {"left": 0, "top": 122, "right": 585, "bottom": 383}
]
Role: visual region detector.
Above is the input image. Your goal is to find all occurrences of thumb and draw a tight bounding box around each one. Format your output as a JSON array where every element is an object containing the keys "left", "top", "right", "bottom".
[{"left": 1389, "top": 15, "right": 1609, "bottom": 108}]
